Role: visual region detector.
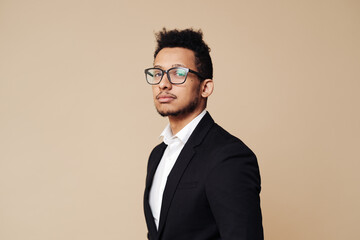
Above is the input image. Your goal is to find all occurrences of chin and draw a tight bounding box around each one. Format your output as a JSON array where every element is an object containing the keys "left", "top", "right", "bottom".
[
  {"left": 156, "top": 107, "right": 180, "bottom": 117},
  {"left": 154, "top": 97, "right": 200, "bottom": 118}
]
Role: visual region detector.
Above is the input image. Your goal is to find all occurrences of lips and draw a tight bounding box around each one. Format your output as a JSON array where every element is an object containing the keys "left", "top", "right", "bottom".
[{"left": 156, "top": 93, "right": 177, "bottom": 103}]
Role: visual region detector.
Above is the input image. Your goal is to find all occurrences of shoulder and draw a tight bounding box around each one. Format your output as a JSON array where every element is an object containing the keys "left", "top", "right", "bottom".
[
  {"left": 148, "top": 142, "right": 166, "bottom": 159},
  {"left": 203, "top": 123, "right": 261, "bottom": 191},
  {"left": 192, "top": 112, "right": 254, "bottom": 155},
  {"left": 205, "top": 122, "right": 256, "bottom": 157},
  {"left": 150, "top": 141, "right": 166, "bottom": 153},
  {"left": 202, "top": 123, "right": 260, "bottom": 179},
  {"left": 147, "top": 142, "right": 166, "bottom": 167}
]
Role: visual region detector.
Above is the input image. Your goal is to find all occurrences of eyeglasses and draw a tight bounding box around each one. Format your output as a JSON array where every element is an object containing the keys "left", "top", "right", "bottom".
[{"left": 144, "top": 67, "right": 204, "bottom": 85}]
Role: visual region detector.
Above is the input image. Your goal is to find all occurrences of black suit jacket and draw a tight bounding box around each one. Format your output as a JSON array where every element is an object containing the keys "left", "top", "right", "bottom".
[{"left": 144, "top": 113, "right": 263, "bottom": 240}]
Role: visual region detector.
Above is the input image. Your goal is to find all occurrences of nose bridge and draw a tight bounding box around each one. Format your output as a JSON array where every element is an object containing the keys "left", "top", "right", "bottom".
[{"left": 159, "top": 70, "right": 172, "bottom": 89}]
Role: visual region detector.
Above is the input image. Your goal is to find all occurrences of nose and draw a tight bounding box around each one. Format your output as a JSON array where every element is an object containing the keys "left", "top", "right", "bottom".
[{"left": 158, "top": 73, "right": 172, "bottom": 90}]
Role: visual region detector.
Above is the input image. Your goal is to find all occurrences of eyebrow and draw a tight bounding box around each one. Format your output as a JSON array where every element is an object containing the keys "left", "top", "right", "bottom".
[{"left": 153, "top": 63, "right": 186, "bottom": 69}]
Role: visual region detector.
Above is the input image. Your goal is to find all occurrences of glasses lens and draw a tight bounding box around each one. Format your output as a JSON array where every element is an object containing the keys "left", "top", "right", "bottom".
[
  {"left": 168, "top": 68, "right": 188, "bottom": 84},
  {"left": 146, "top": 69, "right": 163, "bottom": 84}
]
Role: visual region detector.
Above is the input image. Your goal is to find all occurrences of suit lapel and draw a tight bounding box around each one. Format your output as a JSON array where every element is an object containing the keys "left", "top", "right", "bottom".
[
  {"left": 157, "top": 112, "right": 215, "bottom": 235},
  {"left": 157, "top": 145, "right": 195, "bottom": 234},
  {"left": 144, "top": 143, "right": 167, "bottom": 239}
]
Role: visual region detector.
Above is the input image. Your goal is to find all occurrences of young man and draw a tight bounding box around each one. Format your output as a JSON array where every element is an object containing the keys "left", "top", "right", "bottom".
[{"left": 143, "top": 28, "right": 263, "bottom": 240}]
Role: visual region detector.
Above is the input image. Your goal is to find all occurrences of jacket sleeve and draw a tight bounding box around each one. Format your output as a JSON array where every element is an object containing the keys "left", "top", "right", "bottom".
[{"left": 205, "top": 142, "right": 263, "bottom": 240}]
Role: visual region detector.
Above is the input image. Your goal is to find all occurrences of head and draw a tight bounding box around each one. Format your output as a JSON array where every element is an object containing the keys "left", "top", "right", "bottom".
[
  {"left": 147, "top": 28, "right": 214, "bottom": 118},
  {"left": 154, "top": 28, "right": 213, "bottom": 80}
]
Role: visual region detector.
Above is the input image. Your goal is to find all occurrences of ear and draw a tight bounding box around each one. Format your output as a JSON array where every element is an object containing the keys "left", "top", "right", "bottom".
[{"left": 200, "top": 79, "right": 214, "bottom": 98}]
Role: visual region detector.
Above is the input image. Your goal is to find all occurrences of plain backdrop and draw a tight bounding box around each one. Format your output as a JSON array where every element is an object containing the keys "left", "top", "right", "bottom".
[{"left": 0, "top": 0, "right": 359, "bottom": 239}]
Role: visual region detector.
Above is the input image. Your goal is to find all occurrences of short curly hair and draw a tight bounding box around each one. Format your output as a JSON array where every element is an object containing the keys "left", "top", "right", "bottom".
[{"left": 154, "top": 28, "right": 213, "bottom": 80}]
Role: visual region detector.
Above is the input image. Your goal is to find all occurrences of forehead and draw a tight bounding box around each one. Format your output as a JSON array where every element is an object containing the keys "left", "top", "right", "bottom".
[{"left": 154, "top": 47, "right": 196, "bottom": 69}]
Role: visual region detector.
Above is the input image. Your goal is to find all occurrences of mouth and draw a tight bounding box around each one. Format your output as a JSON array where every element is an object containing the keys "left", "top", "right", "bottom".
[{"left": 156, "top": 93, "right": 177, "bottom": 103}]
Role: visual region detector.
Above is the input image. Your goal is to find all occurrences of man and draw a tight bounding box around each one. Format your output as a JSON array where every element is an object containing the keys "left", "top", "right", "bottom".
[{"left": 143, "top": 28, "right": 263, "bottom": 240}]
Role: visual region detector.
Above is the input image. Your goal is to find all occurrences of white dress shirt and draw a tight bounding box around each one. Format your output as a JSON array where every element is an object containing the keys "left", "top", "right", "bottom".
[{"left": 149, "top": 110, "right": 207, "bottom": 229}]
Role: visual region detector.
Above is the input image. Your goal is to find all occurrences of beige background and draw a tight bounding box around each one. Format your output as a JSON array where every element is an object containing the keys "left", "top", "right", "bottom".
[{"left": 1, "top": 0, "right": 359, "bottom": 239}]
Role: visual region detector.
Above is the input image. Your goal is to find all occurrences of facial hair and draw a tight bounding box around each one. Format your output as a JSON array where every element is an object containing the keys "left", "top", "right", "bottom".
[
  {"left": 156, "top": 95, "right": 200, "bottom": 117},
  {"left": 156, "top": 85, "right": 201, "bottom": 117}
]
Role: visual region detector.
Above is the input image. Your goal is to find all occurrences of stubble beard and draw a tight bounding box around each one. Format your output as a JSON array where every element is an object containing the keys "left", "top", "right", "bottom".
[
  {"left": 156, "top": 94, "right": 200, "bottom": 117},
  {"left": 155, "top": 83, "right": 202, "bottom": 117}
]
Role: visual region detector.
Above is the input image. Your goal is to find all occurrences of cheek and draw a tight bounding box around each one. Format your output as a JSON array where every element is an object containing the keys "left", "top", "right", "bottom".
[{"left": 187, "top": 83, "right": 201, "bottom": 99}]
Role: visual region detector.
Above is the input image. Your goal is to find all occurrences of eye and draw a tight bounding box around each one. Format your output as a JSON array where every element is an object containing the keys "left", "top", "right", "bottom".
[
  {"left": 149, "top": 70, "right": 163, "bottom": 78},
  {"left": 175, "top": 69, "right": 186, "bottom": 77},
  {"left": 155, "top": 72, "right": 162, "bottom": 77}
]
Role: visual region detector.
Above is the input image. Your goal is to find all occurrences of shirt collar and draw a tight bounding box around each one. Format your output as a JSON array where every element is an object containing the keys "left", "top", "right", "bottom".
[{"left": 160, "top": 109, "right": 207, "bottom": 145}]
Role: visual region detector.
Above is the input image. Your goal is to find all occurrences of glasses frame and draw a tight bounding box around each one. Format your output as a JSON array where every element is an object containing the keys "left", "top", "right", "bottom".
[{"left": 144, "top": 67, "right": 205, "bottom": 85}]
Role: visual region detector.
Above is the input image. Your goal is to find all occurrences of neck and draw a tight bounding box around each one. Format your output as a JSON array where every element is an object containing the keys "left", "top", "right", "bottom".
[{"left": 168, "top": 108, "right": 205, "bottom": 135}]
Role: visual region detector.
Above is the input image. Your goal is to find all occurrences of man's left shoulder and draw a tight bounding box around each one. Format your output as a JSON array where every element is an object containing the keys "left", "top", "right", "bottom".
[{"left": 206, "top": 122, "right": 255, "bottom": 155}]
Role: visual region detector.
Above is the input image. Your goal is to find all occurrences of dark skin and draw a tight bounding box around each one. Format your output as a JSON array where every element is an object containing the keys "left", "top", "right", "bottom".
[{"left": 152, "top": 47, "right": 214, "bottom": 135}]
